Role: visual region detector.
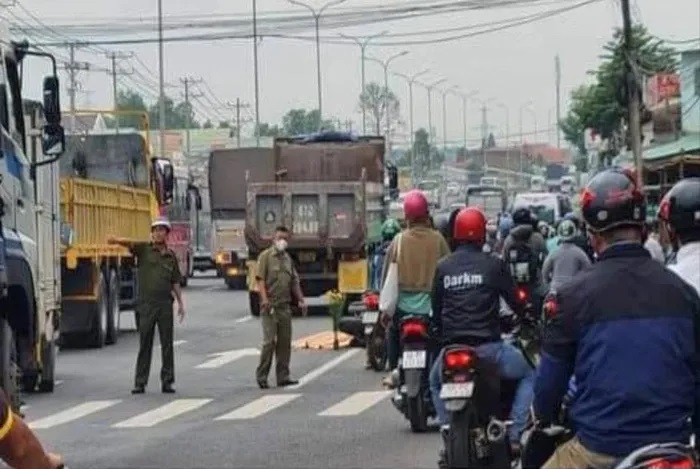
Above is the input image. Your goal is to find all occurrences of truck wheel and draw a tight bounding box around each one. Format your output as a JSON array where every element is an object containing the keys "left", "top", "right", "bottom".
[
  {"left": 249, "top": 292, "right": 260, "bottom": 317},
  {"left": 37, "top": 335, "right": 56, "bottom": 393},
  {"left": 86, "top": 272, "right": 108, "bottom": 348},
  {"left": 0, "top": 318, "right": 19, "bottom": 411},
  {"left": 106, "top": 269, "right": 120, "bottom": 345}
]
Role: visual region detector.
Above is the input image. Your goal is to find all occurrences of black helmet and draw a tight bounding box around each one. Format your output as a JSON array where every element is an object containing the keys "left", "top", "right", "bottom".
[
  {"left": 434, "top": 213, "right": 451, "bottom": 240},
  {"left": 581, "top": 168, "right": 646, "bottom": 233},
  {"left": 512, "top": 207, "right": 533, "bottom": 226},
  {"left": 658, "top": 177, "right": 700, "bottom": 234}
]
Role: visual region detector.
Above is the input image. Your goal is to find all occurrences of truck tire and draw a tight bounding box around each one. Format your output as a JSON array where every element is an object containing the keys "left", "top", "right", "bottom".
[
  {"left": 249, "top": 291, "right": 260, "bottom": 317},
  {"left": 37, "top": 334, "right": 56, "bottom": 393},
  {"left": 106, "top": 269, "right": 120, "bottom": 345},
  {"left": 0, "top": 318, "right": 19, "bottom": 412},
  {"left": 86, "top": 272, "right": 108, "bottom": 348}
]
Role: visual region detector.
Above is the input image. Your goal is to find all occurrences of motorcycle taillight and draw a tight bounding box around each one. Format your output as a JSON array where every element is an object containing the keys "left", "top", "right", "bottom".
[
  {"left": 516, "top": 287, "right": 528, "bottom": 304},
  {"left": 362, "top": 293, "right": 379, "bottom": 311},
  {"left": 401, "top": 320, "right": 427, "bottom": 338},
  {"left": 543, "top": 298, "right": 557, "bottom": 319},
  {"left": 444, "top": 349, "right": 475, "bottom": 370},
  {"left": 642, "top": 457, "right": 695, "bottom": 469}
]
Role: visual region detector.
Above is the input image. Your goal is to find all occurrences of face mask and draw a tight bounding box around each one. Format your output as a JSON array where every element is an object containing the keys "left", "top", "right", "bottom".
[{"left": 274, "top": 239, "right": 288, "bottom": 252}]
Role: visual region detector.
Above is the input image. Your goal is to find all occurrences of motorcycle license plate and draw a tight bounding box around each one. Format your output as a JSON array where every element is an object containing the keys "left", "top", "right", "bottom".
[
  {"left": 402, "top": 350, "right": 426, "bottom": 369},
  {"left": 440, "top": 382, "right": 475, "bottom": 399},
  {"left": 362, "top": 311, "right": 379, "bottom": 324}
]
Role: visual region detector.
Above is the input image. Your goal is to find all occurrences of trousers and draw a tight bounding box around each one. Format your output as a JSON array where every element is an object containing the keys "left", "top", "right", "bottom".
[
  {"left": 134, "top": 302, "right": 174, "bottom": 387},
  {"left": 542, "top": 436, "right": 617, "bottom": 469},
  {"left": 256, "top": 304, "right": 292, "bottom": 384},
  {"left": 429, "top": 340, "right": 535, "bottom": 442}
]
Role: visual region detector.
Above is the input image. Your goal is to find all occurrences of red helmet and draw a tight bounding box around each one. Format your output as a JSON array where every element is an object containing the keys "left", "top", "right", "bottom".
[
  {"left": 453, "top": 207, "right": 486, "bottom": 243},
  {"left": 403, "top": 190, "right": 429, "bottom": 221}
]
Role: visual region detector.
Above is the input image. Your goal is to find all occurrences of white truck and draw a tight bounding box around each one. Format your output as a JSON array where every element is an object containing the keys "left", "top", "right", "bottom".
[{"left": 0, "top": 36, "right": 65, "bottom": 409}]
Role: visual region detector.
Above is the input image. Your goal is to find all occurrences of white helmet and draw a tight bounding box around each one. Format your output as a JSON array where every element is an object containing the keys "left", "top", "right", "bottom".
[{"left": 151, "top": 217, "right": 171, "bottom": 231}]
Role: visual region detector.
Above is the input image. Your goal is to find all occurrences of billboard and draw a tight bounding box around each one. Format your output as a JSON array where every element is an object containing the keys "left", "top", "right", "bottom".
[{"left": 645, "top": 73, "right": 681, "bottom": 107}]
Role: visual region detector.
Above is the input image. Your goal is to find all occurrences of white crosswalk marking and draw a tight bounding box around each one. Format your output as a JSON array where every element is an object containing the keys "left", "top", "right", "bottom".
[
  {"left": 214, "top": 394, "right": 301, "bottom": 421},
  {"left": 318, "top": 391, "right": 391, "bottom": 417},
  {"left": 112, "top": 399, "right": 212, "bottom": 428},
  {"left": 29, "top": 400, "right": 121, "bottom": 429}
]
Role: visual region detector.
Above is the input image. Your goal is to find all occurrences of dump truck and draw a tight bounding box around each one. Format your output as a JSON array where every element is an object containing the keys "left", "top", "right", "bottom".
[
  {"left": 59, "top": 111, "right": 174, "bottom": 348},
  {"left": 0, "top": 37, "right": 65, "bottom": 405},
  {"left": 209, "top": 147, "right": 274, "bottom": 289},
  {"left": 244, "top": 133, "right": 398, "bottom": 316}
]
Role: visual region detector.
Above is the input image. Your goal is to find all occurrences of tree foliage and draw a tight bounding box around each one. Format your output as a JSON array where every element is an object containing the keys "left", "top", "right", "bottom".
[
  {"left": 561, "top": 25, "right": 677, "bottom": 163},
  {"left": 255, "top": 122, "right": 282, "bottom": 137},
  {"left": 281, "top": 109, "right": 335, "bottom": 135},
  {"left": 358, "top": 82, "right": 401, "bottom": 136},
  {"left": 109, "top": 88, "right": 202, "bottom": 130}
]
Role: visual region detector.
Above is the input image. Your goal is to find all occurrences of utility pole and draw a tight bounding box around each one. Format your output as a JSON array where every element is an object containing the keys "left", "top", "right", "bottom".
[
  {"left": 180, "top": 77, "right": 203, "bottom": 158},
  {"left": 481, "top": 106, "right": 489, "bottom": 168},
  {"left": 621, "top": 0, "right": 643, "bottom": 186},
  {"left": 228, "top": 99, "right": 251, "bottom": 147},
  {"left": 106, "top": 51, "right": 133, "bottom": 133},
  {"left": 252, "top": 0, "right": 261, "bottom": 147},
  {"left": 157, "top": 0, "right": 167, "bottom": 158},
  {"left": 555, "top": 54, "right": 562, "bottom": 148},
  {"left": 65, "top": 43, "right": 89, "bottom": 133}
]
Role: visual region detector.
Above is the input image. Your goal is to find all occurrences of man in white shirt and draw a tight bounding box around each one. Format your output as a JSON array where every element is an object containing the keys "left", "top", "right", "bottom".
[{"left": 657, "top": 178, "right": 700, "bottom": 294}]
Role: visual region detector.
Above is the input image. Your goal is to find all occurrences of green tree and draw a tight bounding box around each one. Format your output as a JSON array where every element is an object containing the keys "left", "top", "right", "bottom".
[
  {"left": 111, "top": 89, "right": 149, "bottom": 129},
  {"left": 561, "top": 25, "right": 677, "bottom": 162},
  {"left": 255, "top": 122, "right": 282, "bottom": 137},
  {"left": 202, "top": 119, "right": 213, "bottom": 129},
  {"left": 281, "top": 109, "right": 335, "bottom": 135},
  {"left": 218, "top": 121, "right": 230, "bottom": 129},
  {"left": 358, "top": 82, "right": 400, "bottom": 136}
]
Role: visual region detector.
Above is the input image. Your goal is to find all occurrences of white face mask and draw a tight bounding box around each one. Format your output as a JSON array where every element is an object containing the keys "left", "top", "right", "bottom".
[{"left": 274, "top": 239, "right": 288, "bottom": 252}]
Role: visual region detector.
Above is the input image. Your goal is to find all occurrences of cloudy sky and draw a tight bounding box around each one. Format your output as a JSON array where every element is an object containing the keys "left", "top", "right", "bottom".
[{"left": 8, "top": 0, "right": 700, "bottom": 147}]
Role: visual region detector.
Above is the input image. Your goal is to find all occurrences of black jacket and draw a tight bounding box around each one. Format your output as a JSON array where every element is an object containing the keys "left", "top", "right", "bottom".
[{"left": 431, "top": 244, "right": 519, "bottom": 345}]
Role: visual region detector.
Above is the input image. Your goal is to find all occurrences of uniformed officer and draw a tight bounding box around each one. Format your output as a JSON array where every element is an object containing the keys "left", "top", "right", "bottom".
[
  {"left": 254, "top": 225, "right": 306, "bottom": 389},
  {"left": 0, "top": 388, "right": 63, "bottom": 468},
  {"left": 108, "top": 217, "right": 185, "bottom": 394},
  {"left": 534, "top": 168, "right": 700, "bottom": 469}
]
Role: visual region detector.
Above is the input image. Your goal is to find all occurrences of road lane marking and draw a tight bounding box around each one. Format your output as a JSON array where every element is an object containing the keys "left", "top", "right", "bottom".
[
  {"left": 195, "top": 348, "right": 259, "bottom": 369},
  {"left": 234, "top": 316, "right": 253, "bottom": 324},
  {"left": 29, "top": 400, "right": 121, "bottom": 429},
  {"left": 318, "top": 391, "right": 391, "bottom": 417},
  {"left": 205, "top": 285, "right": 220, "bottom": 291},
  {"left": 214, "top": 394, "right": 301, "bottom": 421},
  {"left": 112, "top": 399, "right": 211, "bottom": 428},
  {"left": 286, "top": 349, "right": 361, "bottom": 390}
]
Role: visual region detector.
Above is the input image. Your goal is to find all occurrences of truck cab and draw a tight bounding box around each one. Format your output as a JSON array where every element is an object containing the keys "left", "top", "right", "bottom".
[{"left": 0, "top": 36, "right": 66, "bottom": 406}]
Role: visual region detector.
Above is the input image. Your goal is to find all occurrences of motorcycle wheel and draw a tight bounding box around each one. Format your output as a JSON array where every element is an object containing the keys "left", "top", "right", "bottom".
[
  {"left": 407, "top": 395, "right": 428, "bottom": 433},
  {"left": 367, "top": 328, "right": 387, "bottom": 372},
  {"left": 446, "top": 409, "right": 473, "bottom": 468}
]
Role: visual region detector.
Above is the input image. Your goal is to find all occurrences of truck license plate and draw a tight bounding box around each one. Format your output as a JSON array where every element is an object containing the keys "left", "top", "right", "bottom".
[
  {"left": 402, "top": 350, "right": 426, "bottom": 369},
  {"left": 440, "top": 382, "right": 475, "bottom": 399},
  {"left": 362, "top": 311, "right": 379, "bottom": 324},
  {"left": 298, "top": 251, "right": 316, "bottom": 263}
]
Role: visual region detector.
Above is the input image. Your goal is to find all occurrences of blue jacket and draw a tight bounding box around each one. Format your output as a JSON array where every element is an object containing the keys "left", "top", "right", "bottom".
[
  {"left": 534, "top": 243, "right": 700, "bottom": 457},
  {"left": 370, "top": 241, "right": 392, "bottom": 291}
]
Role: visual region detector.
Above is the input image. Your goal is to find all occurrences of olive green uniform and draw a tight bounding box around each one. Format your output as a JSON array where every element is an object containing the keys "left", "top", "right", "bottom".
[
  {"left": 131, "top": 243, "right": 182, "bottom": 388},
  {"left": 254, "top": 247, "right": 299, "bottom": 385}
]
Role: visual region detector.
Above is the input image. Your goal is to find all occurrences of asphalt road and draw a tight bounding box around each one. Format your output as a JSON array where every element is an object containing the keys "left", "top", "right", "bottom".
[{"left": 22, "top": 275, "right": 441, "bottom": 469}]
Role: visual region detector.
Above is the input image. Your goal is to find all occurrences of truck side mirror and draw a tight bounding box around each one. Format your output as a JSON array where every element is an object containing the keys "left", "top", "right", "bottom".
[
  {"left": 42, "top": 76, "right": 61, "bottom": 125},
  {"left": 41, "top": 123, "right": 65, "bottom": 156},
  {"left": 194, "top": 188, "right": 202, "bottom": 210},
  {"left": 152, "top": 157, "right": 174, "bottom": 205}
]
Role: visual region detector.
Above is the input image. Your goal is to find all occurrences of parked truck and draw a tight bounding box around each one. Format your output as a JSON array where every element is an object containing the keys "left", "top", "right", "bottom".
[
  {"left": 209, "top": 147, "right": 274, "bottom": 289},
  {"left": 0, "top": 37, "right": 65, "bottom": 406},
  {"left": 545, "top": 163, "right": 568, "bottom": 192},
  {"left": 244, "top": 133, "right": 397, "bottom": 316},
  {"left": 59, "top": 111, "right": 173, "bottom": 348}
]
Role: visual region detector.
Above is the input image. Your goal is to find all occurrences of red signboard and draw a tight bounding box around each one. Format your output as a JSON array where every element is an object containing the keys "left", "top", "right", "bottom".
[{"left": 646, "top": 73, "right": 680, "bottom": 106}]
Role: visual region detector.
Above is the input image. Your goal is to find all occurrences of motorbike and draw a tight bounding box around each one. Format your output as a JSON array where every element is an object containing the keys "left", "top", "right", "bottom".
[
  {"left": 361, "top": 291, "right": 387, "bottom": 372},
  {"left": 389, "top": 315, "right": 435, "bottom": 432}
]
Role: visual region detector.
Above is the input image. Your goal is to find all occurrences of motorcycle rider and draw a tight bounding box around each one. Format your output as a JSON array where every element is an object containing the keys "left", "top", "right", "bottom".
[
  {"left": 429, "top": 207, "right": 534, "bottom": 451},
  {"left": 643, "top": 218, "right": 666, "bottom": 264},
  {"left": 381, "top": 190, "right": 450, "bottom": 387},
  {"left": 541, "top": 219, "right": 591, "bottom": 293},
  {"left": 371, "top": 219, "right": 402, "bottom": 290},
  {"left": 658, "top": 177, "right": 700, "bottom": 293},
  {"left": 534, "top": 168, "right": 700, "bottom": 469}
]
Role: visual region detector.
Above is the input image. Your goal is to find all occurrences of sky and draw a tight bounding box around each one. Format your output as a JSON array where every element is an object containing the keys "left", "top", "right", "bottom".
[{"left": 7, "top": 0, "right": 700, "bottom": 148}]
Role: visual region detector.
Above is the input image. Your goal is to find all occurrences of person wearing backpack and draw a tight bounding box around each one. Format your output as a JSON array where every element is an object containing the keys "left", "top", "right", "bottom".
[{"left": 502, "top": 208, "right": 548, "bottom": 309}]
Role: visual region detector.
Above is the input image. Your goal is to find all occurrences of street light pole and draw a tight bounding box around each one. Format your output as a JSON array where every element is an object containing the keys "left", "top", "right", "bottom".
[
  {"left": 367, "top": 51, "right": 408, "bottom": 148},
  {"left": 252, "top": 0, "right": 261, "bottom": 146},
  {"left": 518, "top": 102, "right": 534, "bottom": 174},
  {"left": 288, "top": 0, "right": 347, "bottom": 131},
  {"left": 340, "top": 31, "right": 388, "bottom": 135},
  {"left": 157, "top": 0, "right": 166, "bottom": 158},
  {"left": 440, "top": 85, "right": 458, "bottom": 155},
  {"left": 394, "top": 69, "right": 429, "bottom": 185}
]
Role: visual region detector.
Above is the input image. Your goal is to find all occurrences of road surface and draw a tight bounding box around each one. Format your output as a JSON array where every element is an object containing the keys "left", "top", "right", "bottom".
[{"left": 23, "top": 275, "right": 440, "bottom": 469}]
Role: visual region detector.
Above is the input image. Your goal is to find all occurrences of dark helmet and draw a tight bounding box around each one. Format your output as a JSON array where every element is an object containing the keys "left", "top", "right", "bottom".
[
  {"left": 453, "top": 207, "right": 487, "bottom": 243},
  {"left": 581, "top": 168, "right": 646, "bottom": 233},
  {"left": 512, "top": 207, "right": 533, "bottom": 226},
  {"left": 658, "top": 177, "right": 700, "bottom": 235},
  {"left": 434, "top": 213, "right": 451, "bottom": 240}
]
